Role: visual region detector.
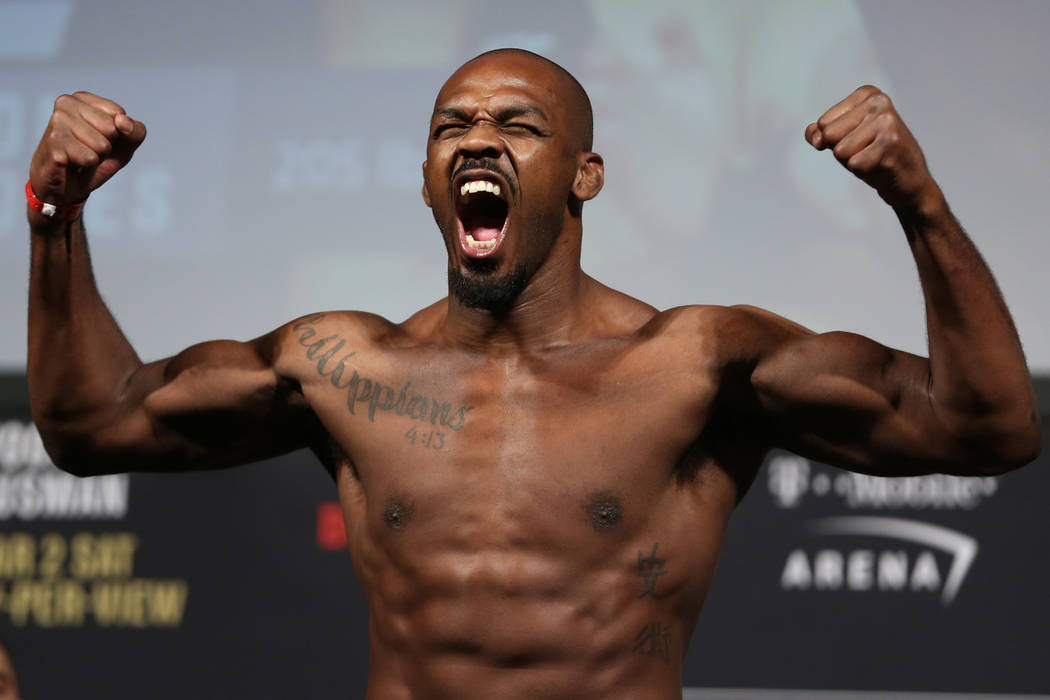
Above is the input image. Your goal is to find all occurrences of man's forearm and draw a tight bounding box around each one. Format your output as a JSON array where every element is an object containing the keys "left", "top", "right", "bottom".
[
  {"left": 900, "top": 188, "right": 1040, "bottom": 464},
  {"left": 26, "top": 92, "right": 147, "bottom": 448},
  {"left": 28, "top": 212, "right": 142, "bottom": 437},
  {"left": 805, "top": 86, "right": 1039, "bottom": 467}
]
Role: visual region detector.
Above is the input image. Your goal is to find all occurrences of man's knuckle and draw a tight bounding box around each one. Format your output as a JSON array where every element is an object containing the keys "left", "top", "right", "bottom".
[
  {"left": 875, "top": 111, "right": 895, "bottom": 128},
  {"left": 868, "top": 93, "right": 892, "bottom": 112},
  {"left": 74, "top": 150, "right": 99, "bottom": 167},
  {"left": 851, "top": 158, "right": 874, "bottom": 174},
  {"left": 97, "top": 120, "right": 119, "bottom": 138}
]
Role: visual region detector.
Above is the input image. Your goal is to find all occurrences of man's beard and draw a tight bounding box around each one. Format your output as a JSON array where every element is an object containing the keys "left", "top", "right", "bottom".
[{"left": 449, "top": 258, "right": 530, "bottom": 312}]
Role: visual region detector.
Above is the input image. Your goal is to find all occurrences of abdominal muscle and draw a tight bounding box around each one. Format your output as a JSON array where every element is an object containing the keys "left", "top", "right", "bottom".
[
  {"left": 363, "top": 549, "right": 693, "bottom": 699},
  {"left": 342, "top": 469, "right": 734, "bottom": 700}
]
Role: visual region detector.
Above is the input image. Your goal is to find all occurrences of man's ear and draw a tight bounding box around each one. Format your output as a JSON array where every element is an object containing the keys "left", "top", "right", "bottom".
[
  {"left": 421, "top": 161, "right": 432, "bottom": 208},
  {"left": 572, "top": 152, "right": 604, "bottom": 202}
]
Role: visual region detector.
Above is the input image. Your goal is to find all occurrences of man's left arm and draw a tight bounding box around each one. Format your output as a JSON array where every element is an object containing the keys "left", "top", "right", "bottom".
[{"left": 745, "top": 85, "right": 1040, "bottom": 477}]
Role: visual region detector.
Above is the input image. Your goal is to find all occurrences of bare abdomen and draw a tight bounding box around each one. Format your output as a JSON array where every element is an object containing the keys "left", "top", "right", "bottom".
[{"left": 361, "top": 546, "right": 692, "bottom": 699}]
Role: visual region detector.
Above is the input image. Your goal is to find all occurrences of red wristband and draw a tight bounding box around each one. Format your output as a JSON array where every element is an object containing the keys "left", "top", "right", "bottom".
[{"left": 25, "top": 178, "right": 86, "bottom": 222}]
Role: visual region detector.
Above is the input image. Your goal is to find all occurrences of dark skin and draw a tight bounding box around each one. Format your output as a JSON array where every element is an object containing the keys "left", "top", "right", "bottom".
[
  {"left": 26, "top": 50, "right": 1040, "bottom": 698},
  {"left": 0, "top": 643, "right": 19, "bottom": 700}
]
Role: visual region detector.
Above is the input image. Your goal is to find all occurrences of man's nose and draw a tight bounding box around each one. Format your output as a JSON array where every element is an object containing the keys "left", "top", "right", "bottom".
[{"left": 457, "top": 121, "right": 503, "bottom": 159}]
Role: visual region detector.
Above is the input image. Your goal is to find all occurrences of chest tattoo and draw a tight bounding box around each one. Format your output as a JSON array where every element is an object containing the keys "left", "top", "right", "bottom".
[{"left": 293, "top": 315, "right": 473, "bottom": 431}]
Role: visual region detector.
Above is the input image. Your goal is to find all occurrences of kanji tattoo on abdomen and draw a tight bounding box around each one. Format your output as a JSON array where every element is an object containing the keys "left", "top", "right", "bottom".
[
  {"left": 633, "top": 621, "right": 672, "bottom": 664},
  {"left": 637, "top": 542, "right": 667, "bottom": 599}
]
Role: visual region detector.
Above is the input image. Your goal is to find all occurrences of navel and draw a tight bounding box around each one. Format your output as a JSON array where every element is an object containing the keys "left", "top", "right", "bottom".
[
  {"left": 382, "top": 497, "right": 414, "bottom": 531},
  {"left": 585, "top": 490, "right": 624, "bottom": 532}
]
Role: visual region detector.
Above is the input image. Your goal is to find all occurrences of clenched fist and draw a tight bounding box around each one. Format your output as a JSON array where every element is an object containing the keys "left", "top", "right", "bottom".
[
  {"left": 28, "top": 92, "right": 146, "bottom": 218},
  {"left": 805, "top": 86, "right": 938, "bottom": 211}
]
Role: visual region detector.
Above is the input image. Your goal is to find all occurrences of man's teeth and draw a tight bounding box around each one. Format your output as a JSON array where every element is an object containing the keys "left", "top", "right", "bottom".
[
  {"left": 465, "top": 234, "right": 497, "bottom": 249},
  {"left": 458, "top": 179, "right": 503, "bottom": 250},
  {"left": 459, "top": 180, "right": 500, "bottom": 197}
]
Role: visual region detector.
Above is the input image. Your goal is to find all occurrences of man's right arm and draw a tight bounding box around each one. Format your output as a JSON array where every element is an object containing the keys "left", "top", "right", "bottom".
[{"left": 28, "top": 92, "right": 314, "bottom": 476}]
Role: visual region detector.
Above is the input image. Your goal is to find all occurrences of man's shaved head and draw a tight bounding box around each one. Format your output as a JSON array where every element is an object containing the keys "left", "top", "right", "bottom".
[
  {"left": 454, "top": 48, "right": 594, "bottom": 152},
  {"left": 425, "top": 47, "right": 605, "bottom": 311}
]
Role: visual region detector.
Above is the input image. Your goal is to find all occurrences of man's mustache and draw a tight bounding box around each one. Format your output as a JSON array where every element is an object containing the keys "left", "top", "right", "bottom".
[{"left": 454, "top": 158, "right": 517, "bottom": 198}]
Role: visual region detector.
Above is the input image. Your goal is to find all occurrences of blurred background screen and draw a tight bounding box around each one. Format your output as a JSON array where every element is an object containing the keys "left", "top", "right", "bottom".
[{"left": 1, "top": 0, "right": 1047, "bottom": 373}]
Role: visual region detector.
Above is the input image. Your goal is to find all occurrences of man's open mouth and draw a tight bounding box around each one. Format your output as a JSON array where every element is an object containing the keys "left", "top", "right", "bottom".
[{"left": 455, "top": 174, "right": 510, "bottom": 258}]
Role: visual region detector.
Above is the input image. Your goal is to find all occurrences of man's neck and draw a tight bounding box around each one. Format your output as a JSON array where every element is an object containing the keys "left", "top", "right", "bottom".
[{"left": 440, "top": 252, "right": 595, "bottom": 356}]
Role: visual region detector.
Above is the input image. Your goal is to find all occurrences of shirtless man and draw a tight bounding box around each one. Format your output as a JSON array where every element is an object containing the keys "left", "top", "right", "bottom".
[{"left": 26, "top": 49, "right": 1040, "bottom": 698}]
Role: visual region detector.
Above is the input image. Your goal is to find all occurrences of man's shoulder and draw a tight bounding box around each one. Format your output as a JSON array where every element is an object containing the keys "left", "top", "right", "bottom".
[
  {"left": 645, "top": 304, "right": 813, "bottom": 362},
  {"left": 287, "top": 309, "right": 401, "bottom": 335},
  {"left": 271, "top": 310, "right": 407, "bottom": 357},
  {"left": 646, "top": 303, "right": 775, "bottom": 335}
]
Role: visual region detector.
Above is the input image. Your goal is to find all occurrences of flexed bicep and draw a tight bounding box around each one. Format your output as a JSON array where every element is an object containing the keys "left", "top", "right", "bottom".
[
  {"left": 48, "top": 332, "right": 315, "bottom": 476},
  {"left": 732, "top": 307, "right": 995, "bottom": 477}
]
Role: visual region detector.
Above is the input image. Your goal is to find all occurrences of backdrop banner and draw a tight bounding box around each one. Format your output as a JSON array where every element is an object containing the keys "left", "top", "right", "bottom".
[{"left": 0, "top": 376, "right": 1046, "bottom": 698}]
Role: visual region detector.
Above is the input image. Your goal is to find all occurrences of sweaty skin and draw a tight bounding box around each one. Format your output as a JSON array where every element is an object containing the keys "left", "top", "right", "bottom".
[{"left": 26, "top": 50, "right": 1040, "bottom": 698}]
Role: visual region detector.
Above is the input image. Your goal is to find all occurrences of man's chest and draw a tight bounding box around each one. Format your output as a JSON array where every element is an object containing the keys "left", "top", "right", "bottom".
[
  {"left": 287, "top": 326, "right": 746, "bottom": 571},
  {"left": 298, "top": 338, "right": 723, "bottom": 494}
]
